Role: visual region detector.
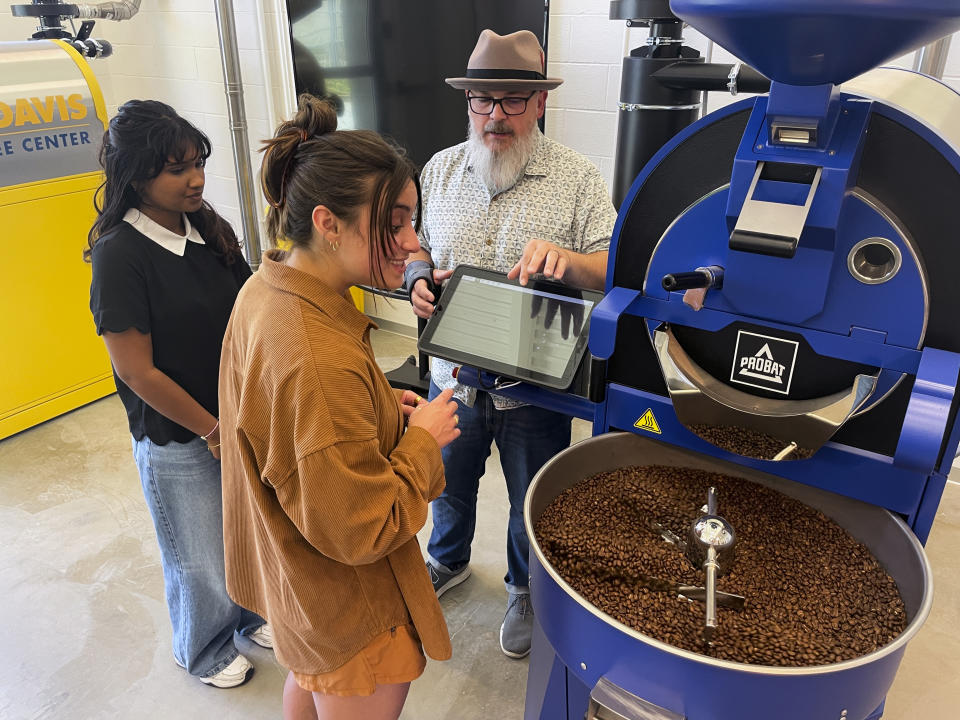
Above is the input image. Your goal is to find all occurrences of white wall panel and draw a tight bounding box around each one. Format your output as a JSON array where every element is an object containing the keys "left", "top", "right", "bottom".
[
  {"left": 566, "top": 16, "right": 625, "bottom": 65},
  {"left": 550, "top": 62, "right": 611, "bottom": 110}
]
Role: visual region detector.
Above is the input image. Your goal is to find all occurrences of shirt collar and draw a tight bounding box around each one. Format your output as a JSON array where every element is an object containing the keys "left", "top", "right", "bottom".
[
  {"left": 123, "top": 208, "right": 205, "bottom": 256},
  {"left": 523, "top": 131, "right": 550, "bottom": 177},
  {"left": 257, "top": 249, "right": 376, "bottom": 340}
]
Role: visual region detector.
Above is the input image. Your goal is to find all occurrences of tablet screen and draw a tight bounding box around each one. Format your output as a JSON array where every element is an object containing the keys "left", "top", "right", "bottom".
[{"left": 419, "top": 267, "right": 601, "bottom": 389}]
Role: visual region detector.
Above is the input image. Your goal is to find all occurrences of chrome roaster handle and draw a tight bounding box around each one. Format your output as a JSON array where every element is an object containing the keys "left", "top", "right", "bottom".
[
  {"left": 586, "top": 677, "right": 686, "bottom": 720},
  {"left": 653, "top": 326, "right": 878, "bottom": 455}
]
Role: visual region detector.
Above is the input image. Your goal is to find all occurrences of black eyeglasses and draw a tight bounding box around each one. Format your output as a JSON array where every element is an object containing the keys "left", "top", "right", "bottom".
[{"left": 467, "top": 92, "right": 536, "bottom": 116}]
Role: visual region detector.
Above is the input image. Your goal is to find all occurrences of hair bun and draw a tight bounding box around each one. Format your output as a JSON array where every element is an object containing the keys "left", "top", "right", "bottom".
[{"left": 296, "top": 93, "right": 338, "bottom": 138}]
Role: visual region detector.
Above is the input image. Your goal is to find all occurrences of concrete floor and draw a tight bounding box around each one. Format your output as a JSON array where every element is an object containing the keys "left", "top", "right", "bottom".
[{"left": 1, "top": 328, "right": 958, "bottom": 719}]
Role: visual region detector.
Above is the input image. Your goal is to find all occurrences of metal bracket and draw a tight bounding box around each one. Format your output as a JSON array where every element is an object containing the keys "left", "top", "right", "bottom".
[
  {"left": 729, "top": 161, "right": 822, "bottom": 258},
  {"left": 586, "top": 677, "right": 685, "bottom": 720},
  {"left": 647, "top": 35, "right": 685, "bottom": 46},
  {"left": 619, "top": 102, "right": 702, "bottom": 111},
  {"left": 727, "top": 61, "right": 741, "bottom": 94}
]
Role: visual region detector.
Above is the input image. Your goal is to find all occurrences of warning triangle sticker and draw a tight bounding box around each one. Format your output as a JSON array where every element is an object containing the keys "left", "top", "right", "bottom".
[{"left": 634, "top": 409, "right": 661, "bottom": 434}]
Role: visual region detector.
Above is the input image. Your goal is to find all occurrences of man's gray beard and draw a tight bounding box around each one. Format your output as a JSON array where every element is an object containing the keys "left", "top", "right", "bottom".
[{"left": 468, "top": 120, "right": 540, "bottom": 195}]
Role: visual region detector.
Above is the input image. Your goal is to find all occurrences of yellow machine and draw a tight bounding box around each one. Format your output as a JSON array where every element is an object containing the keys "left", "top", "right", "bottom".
[{"left": 0, "top": 40, "right": 113, "bottom": 440}]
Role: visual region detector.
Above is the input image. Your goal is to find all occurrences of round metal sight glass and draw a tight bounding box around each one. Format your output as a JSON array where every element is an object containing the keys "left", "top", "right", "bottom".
[{"left": 848, "top": 237, "right": 902, "bottom": 285}]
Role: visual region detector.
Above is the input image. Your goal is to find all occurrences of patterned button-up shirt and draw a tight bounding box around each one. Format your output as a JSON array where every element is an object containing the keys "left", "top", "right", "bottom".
[{"left": 419, "top": 130, "right": 617, "bottom": 408}]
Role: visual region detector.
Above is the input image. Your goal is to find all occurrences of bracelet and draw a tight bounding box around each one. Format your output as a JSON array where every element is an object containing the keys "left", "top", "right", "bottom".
[{"left": 201, "top": 419, "right": 219, "bottom": 440}]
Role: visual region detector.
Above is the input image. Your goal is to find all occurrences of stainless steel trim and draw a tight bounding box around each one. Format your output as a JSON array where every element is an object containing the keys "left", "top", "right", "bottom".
[
  {"left": 586, "top": 677, "right": 686, "bottom": 720},
  {"left": 847, "top": 237, "right": 902, "bottom": 285},
  {"left": 770, "top": 119, "right": 818, "bottom": 146},
  {"left": 654, "top": 326, "right": 877, "bottom": 452},
  {"left": 842, "top": 67, "right": 960, "bottom": 159},
  {"left": 619, "top": 102, "right": 702, "bottom": 112},
  {"left": 732, "top": 161, "right": 822, "bottom": 252}
]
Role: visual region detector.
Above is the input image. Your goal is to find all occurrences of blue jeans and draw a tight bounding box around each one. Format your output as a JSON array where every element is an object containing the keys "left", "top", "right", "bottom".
[
  {"left": 132, "top": 435, "right": 264, "bottom": 678},
  {"left": 426, "top": 383, "right": 571, "bottom": 593}
]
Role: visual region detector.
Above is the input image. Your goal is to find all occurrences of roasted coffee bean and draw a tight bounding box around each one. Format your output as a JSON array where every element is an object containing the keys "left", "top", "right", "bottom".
[
  {"left": 689, "top": 424, "right": 815, "bottom": 460},
  {"left": 534, "top": 465, "right": 906, "bottom": 667}
]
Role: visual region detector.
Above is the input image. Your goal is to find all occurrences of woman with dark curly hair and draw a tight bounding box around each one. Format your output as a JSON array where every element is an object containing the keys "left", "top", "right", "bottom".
[{"left": 87, "top": 99, "right": 269, "bottom": 688}]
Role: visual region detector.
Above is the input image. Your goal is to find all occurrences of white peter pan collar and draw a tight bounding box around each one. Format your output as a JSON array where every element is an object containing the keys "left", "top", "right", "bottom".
[{"left": 123, "top": 208, "right": 205, "bottom": 256}]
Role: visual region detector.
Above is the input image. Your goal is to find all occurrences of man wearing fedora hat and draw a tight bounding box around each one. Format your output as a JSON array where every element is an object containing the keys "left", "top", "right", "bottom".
[{"left": 404, "top": 29, "right": 617, "bottom": 659}]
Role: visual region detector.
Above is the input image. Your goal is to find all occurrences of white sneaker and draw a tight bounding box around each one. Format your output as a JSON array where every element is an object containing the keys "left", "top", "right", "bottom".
[
  {"left": 199, "top": 654, "right": 253, "bottom": 688},
  {"left": 248, "top": 623, "right": 273, "bottom": 649}
]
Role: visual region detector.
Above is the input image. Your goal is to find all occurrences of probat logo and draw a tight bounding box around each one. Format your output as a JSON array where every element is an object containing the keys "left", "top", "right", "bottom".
[{"left": 730, "top": 330, "right": 799, "bottom": 395}]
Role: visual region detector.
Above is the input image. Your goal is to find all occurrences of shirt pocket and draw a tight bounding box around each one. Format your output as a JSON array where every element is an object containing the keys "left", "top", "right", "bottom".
[{"left": 513, "top": 216, "right": 574, "bottom": 253}]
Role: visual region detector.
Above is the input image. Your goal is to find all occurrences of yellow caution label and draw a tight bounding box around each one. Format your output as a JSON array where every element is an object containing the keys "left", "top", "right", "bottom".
[{"left": 634, "top": 409, "right": 662, "bottom": 435}]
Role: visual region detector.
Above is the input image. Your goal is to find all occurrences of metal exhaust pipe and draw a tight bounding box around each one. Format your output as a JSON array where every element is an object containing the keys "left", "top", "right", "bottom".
[{"left": 213, "top": 0, "right": 263, "bottom": 267}]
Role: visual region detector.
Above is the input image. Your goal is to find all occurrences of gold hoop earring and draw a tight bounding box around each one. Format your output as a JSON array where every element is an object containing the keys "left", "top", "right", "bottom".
[{"left": 329, "top": 239, "right": 340, "bottom": 252}]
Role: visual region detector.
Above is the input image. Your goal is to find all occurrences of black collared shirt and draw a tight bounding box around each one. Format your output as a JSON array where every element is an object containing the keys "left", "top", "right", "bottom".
[{"left": 89, "top": 220, "right": 252, "bottom": 444}]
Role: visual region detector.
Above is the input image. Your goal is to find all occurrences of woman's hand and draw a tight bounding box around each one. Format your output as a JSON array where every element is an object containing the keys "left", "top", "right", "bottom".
[
  {"left": 398, "top": 389, "right": 424, "bottom": 421},
  {"left": 407, "top": 387, "right": 460, "bottom": 449},
  {"left": 101, "top": 328, "right": 226, "bottom": 460},
  {"left": 410, "top": 268, "right": 454, "bottom": 319}
]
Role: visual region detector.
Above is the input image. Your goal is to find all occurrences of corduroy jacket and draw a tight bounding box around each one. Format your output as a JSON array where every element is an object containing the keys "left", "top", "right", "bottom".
[{"left": 218, "top": 249, "right": 451, "bottom": 674}]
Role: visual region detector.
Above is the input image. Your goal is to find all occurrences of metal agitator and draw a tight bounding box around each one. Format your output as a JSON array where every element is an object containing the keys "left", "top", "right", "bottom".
[{"left": 452, "top": 1, "right": 960, "bottom": 718}]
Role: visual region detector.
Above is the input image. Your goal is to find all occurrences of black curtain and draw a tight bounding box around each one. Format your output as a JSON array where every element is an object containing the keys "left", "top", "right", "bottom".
[{"left": 286, "top": 0, "right": 549, "bottom": 169}]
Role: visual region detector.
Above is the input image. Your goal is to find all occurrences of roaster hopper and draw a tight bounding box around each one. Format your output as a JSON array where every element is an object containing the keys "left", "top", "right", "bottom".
[{"left": 443, "top": 1, "right": 960, "bottom": 718}]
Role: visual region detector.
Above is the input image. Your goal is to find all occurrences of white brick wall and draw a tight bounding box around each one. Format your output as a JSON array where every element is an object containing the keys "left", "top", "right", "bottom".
[
  {"left": 543, "top": 7, "right": 743, "bottom": 187},
  {"left": 541, "top": 8, "right": 960, "bottom": 189}
]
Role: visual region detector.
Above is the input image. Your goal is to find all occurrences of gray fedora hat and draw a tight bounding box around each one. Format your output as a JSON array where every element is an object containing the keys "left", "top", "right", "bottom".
[{"left": 446, "top": 29, "right": 563, "bottom": 91}]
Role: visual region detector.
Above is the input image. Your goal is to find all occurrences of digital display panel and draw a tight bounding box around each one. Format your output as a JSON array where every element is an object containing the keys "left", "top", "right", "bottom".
[{"left": 419, "top": 266, "right": 602, "bottom": 390}]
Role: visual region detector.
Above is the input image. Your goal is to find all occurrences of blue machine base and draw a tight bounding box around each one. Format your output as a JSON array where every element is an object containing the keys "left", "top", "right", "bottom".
[{"left": 525, "top": 616, "right": 887, "bottom": 720}]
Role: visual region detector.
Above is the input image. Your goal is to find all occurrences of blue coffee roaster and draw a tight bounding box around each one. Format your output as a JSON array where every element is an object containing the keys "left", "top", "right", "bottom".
[{"left": 517, "top": 1, "right": 960, "bottom": 718}]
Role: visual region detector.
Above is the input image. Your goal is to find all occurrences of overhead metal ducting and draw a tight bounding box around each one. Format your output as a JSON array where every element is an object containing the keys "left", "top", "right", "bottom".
[{"left": 74, "top": 1, "right": 142, "bottom": 21}]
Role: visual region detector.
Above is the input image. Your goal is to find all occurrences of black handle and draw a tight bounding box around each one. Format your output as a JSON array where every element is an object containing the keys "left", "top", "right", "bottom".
[
  {"left": 729, "top": 230, "right": 798, "bottom": 258},
  {"left": 588, "top": 356, "right": 607, "bottom": 404},
  {"left": 662, "top": 271, "right": 710, "bottom": 291}
]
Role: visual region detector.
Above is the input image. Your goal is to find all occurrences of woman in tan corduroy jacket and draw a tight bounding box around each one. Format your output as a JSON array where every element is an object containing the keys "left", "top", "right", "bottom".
[{"left": 218, "top": 95, "right": 461, "bottom": 720}]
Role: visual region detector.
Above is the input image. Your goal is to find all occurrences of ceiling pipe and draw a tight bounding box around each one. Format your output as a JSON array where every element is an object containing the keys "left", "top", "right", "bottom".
[{"left": 75, "top": 1, "right": 142, "bottom": 20}]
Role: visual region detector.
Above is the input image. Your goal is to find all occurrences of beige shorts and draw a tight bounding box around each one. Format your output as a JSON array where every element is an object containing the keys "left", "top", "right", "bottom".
[{"left": 293, "top": 623, "right": 426, "bottom": 697}]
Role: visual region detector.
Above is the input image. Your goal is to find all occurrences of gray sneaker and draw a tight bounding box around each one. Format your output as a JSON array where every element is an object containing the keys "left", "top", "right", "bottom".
[
  {"left": 427, "top": 561, "right": 471, "bottom": 597},
  {"left": 499, "top": 593, "right": 534, "bottom": 658}
]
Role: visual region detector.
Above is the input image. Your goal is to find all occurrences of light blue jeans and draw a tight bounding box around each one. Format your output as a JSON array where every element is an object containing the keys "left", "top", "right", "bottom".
[
  {"left": 426, "top": 383, "right": 571, "bottom": 594},
  {"left": 132, "top": 435, "right": 264, "bottom": 679}
]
